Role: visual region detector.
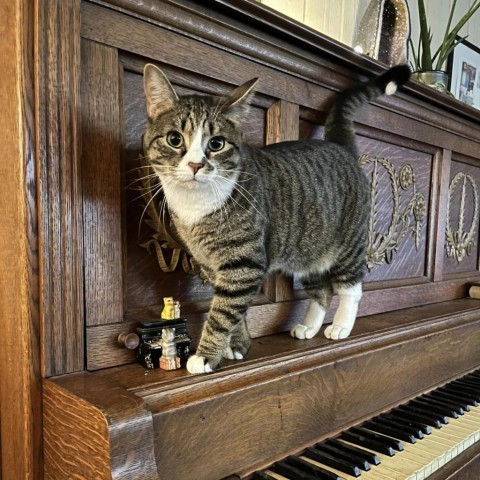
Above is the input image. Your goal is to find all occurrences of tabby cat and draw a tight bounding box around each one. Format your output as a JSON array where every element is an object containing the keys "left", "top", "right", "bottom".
[{"left": 142, "top": 64, "right": 411, "bottom": 374}]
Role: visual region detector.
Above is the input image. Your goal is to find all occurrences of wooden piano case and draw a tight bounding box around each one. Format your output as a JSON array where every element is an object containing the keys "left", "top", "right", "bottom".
[{"left": 13, "top": 0, "right": 480, "bottom": 478}]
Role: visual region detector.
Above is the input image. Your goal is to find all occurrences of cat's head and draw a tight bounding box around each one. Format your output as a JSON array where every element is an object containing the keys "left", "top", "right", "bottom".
[{"left": 143, "top": 64, "right": 258, "bottom": 190}]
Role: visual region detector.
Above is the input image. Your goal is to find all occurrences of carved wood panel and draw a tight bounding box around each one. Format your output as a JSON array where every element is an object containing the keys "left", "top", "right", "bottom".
[
  {"left": 297, "top": 120, "right": 433, "bottom": 285},
  {"left": 357, "top": 136, "right": 432, "bottom": 282},
  {"left": 444, "top": 159, "right": 480, "bottom": 276}
]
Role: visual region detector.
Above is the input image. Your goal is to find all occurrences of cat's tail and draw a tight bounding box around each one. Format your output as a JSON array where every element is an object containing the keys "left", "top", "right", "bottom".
[{"left": 324, "top": 65, "right": 411, "bottom": 152}]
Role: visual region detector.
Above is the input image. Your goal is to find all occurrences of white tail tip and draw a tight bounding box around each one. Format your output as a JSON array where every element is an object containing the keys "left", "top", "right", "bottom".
[{"left": 385, "top": 81, "right": 398, "bottom": 95}]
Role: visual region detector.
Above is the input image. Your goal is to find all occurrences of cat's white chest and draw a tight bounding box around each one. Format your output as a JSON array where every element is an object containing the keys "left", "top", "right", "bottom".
[{"left": 162, "top": 180, "right": 232, "bottom": 226}]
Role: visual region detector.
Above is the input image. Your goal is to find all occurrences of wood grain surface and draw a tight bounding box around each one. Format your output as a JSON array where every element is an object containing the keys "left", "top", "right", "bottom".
[
  {"left": 81, "top": 39, "right": 124, "bottom": 326},
  {"left": 44, "top": 377, "right": 159, "bottom": 479},
  {"left": 37, "top": 0, "right": 84, "bottom": 376},
  {"left": 262, "top": 99, "right": 298, "bottom": 302},
  {"left": 0, "top": 0, "right": 42, "bottom": 479}
]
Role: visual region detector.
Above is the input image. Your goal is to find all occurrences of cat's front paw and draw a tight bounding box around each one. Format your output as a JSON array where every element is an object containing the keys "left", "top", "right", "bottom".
[
  {"left": 324, "top": 325, "right": 351, "bottom": 340},
  {"left": 223, "top": 346, "right": 244, "bottom": 360},
  {"left": 290, "top": 323, "right": 317, "bottom": 339},
  {"left": 186, "top": 355, "right": 214, "bottom": 374}
]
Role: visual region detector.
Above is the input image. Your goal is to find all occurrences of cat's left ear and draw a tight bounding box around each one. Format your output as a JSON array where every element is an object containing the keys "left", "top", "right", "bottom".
[
  {"left": 220, "top": 77, "right": 259, "bottom": 120},
  {"left": 144, "top": 63, "right": 179, "bottom": 119}
]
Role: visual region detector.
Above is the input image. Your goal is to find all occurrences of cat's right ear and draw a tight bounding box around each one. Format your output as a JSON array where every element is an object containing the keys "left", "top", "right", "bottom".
[{"left": 143, "top": 64, "right": 179, "bottom": 119}]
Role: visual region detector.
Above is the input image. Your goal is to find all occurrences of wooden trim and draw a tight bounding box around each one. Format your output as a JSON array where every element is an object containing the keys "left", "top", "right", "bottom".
[
  {"left": 81, "top": 39, "right": 123, "bottom": 327},
  {"left": 431, "top": 149, "right": 452, "bottom": 281},
  {"left": 0, "top": 0, "right": 42, "bottom": 478},
  {"left": 262, "top": 99, "right": 298, "bottom": 302},
  {"left": 36, "top": 0, "right": 84, "bottom": 376}
]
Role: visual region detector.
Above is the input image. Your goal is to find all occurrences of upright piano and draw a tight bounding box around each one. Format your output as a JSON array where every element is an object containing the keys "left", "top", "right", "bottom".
[{"left": 38, "top": 1, "right": 480, "bottom": 479}]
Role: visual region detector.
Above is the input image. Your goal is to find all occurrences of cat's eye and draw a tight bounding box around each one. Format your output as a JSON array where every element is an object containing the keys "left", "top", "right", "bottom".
[
  {"left": 208, "top": 136, "right": 225, "bottom": 152},
  {"left": 166, "top": 131, "right": 184, "bottom": 148}
]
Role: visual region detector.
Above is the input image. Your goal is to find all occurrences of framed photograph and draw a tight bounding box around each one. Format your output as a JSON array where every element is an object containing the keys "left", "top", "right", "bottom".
[{"left": 448, "top": 38, "right": 480, "bottom": 109}]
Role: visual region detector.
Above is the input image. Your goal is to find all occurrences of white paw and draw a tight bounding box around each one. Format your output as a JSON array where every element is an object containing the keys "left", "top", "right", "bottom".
[
  {"left": 223, "top": 346, "right": 234, "bottom": 360},
  {"left": 290, "top": 324, "right": 317, "bottom": 340},
  {"left": 223, "top": 346, "right": 244, "bottom": 360},
  {"left": 186, "top": 355, "right": 213, "bottom": 374},
  {"left": 324, "top": 325, "right": 351, "bottom": 340}
]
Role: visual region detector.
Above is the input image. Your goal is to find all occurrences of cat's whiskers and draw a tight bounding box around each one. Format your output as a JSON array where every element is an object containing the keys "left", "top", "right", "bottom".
[
  {"left": 130, "top": 182, "right": 162, "bottom": 203},
  {"left": 213, "top": 178, "right": 232, "bottom": 224},
  {"left": 216, "top": 168, "right": 256, "bottom": 182},
  {"left": 216, "top": 174, "right": 263, "bottom": 218},
  {"left": 138, "top": 180, "right": 166, "bottom": 238}
]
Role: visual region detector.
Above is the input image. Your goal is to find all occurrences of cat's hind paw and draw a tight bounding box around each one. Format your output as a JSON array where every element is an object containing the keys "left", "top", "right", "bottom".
[
  {"left": 324, "top": 325, "right": 351, "bottom": 340},
  {"left": 186, "top": 355, "right": 213, "bottom": 374},
  {"left": 290, "top": 324, "right": 317, "bottom": 339}
]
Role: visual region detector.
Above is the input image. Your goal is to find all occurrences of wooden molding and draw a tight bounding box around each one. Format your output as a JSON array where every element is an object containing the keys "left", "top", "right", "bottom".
[
  {"left": 0, "top": 0, "right": 42, "bottom": 478},
  {"left": 36, "top": 0, "right": 84, "bottom": 376}
]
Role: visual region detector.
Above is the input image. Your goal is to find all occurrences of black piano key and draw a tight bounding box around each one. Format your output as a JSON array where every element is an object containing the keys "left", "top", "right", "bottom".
[
  {"left": 420, "top": 393, "right": 467, "bottom": 414},
  {"left": 373, "top": 416, "right": 424, "bottom": 439},
  {"left": 252, "top": 472, "right": 272, "bottom": 480},
  {"left": 350, "top": 427, "right": 404, "bottom": 451},
  {"left": 461, "top": 373, "right": 480, "bottom": 383},
  {"left": 397, "top": 405, "right": 447, "bottom": 426},
  {"left": 448, "top": 379, "right": 480, "bottom": 392},
  {"left": 271, "top": 460, "right": 317, "bottom": 480},
  {"left": 432, "top": 389, "right": 479, "bottom": 407},
  {"left": 326, "top": 439, "right": 381, "bottom": 466},
  {"left": 427, "top": 390, "right": 473, "bottom": 411},
  {"left": 452, "top": 378, "right": 480, "bottom": 389},
  {"left": 341, "top": 430, "right": 395, "bottom": 456},
  {"left": 388, "top": 410, "right": 438, "bottom": 430},
  {"left": 304, "top": 447, "right": 361, "bottom": 477},
  {"left": 285, "top": 456, "right": 343, "bottom": 480},
  {"left": 466, "top": 371, "right": 480, "bottom": 381},
  {"left": 363, "top": 420, "right": 416, "bottom": 443},
  {"left": 409, "top": 398, "right": 459, "bottom": 419},
  {"left": 447, "top": 381, "right": 480, "bottom": 399},
  {"left": 400, "top": 403, "right": 449, "bottom": 424},
  {"left": 314, "top": 443, "right": 371, "bottom": 471}
]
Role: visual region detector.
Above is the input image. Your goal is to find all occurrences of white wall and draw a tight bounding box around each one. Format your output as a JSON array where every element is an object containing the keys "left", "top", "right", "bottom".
[{"left": 259, "top": 0, "right": 480, "bottom": 67}]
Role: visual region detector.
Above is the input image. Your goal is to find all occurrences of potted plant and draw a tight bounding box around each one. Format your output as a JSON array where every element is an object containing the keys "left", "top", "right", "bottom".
[{"left": 410, "top": 0, "right": 480, "bottom": 92}]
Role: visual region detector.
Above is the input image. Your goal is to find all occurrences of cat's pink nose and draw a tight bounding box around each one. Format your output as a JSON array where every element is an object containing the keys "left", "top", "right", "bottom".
[{"left": 188, "top": 162, "right": 204, "bottom": 175}]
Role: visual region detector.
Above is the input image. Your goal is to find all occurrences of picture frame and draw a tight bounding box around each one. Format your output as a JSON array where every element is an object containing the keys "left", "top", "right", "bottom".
[{"left": 448, "top": 38, "right": 480, "bottom": 110}]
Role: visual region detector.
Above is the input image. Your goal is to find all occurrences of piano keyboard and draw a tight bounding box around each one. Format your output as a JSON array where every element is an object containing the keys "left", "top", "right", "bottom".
[{"left": 252, "top": 369, "right": 480, "bottom": 480}]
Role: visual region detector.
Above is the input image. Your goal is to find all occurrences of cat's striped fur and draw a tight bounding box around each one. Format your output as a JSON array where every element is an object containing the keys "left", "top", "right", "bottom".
[{"left": 143, "top": 64, "right": 411, "bottom": 374}]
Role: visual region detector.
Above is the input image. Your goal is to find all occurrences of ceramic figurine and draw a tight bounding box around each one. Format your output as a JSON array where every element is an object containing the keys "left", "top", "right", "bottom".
[
  {"left": 135, "top": 298, "right": 191, "bottom": 369},
  {"left": 159, "top": 328, "right": 181, "bottom": 370},
  {"left": 161, "top": 296, "right": 181, "bottom": 320}
]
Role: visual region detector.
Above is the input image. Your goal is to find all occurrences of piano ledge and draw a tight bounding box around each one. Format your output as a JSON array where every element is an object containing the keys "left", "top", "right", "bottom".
[{"left": 83, "top": 297, "right": 480, "bottom": 396}]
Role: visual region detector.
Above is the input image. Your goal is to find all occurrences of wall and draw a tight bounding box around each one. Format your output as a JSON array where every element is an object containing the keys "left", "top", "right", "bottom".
[{"left": 259, "top": 0, "right": 480, "bottom": 68}]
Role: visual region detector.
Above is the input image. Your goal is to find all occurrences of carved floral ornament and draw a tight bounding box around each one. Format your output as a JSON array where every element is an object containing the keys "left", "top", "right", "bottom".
[
  {"left": 445, "top": 172, "right": 479, "bottom": 263},
  {"left": 137, "top": 156, "right": 201, "bottom": 277},
  {"left": 358, "top": 154, "right": 426, "bottom": 271}
]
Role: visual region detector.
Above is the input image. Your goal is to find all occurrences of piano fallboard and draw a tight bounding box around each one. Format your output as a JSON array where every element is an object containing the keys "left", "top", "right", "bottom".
[{"left": 44, "top": 299, "right": 480, "bottom": 480}]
